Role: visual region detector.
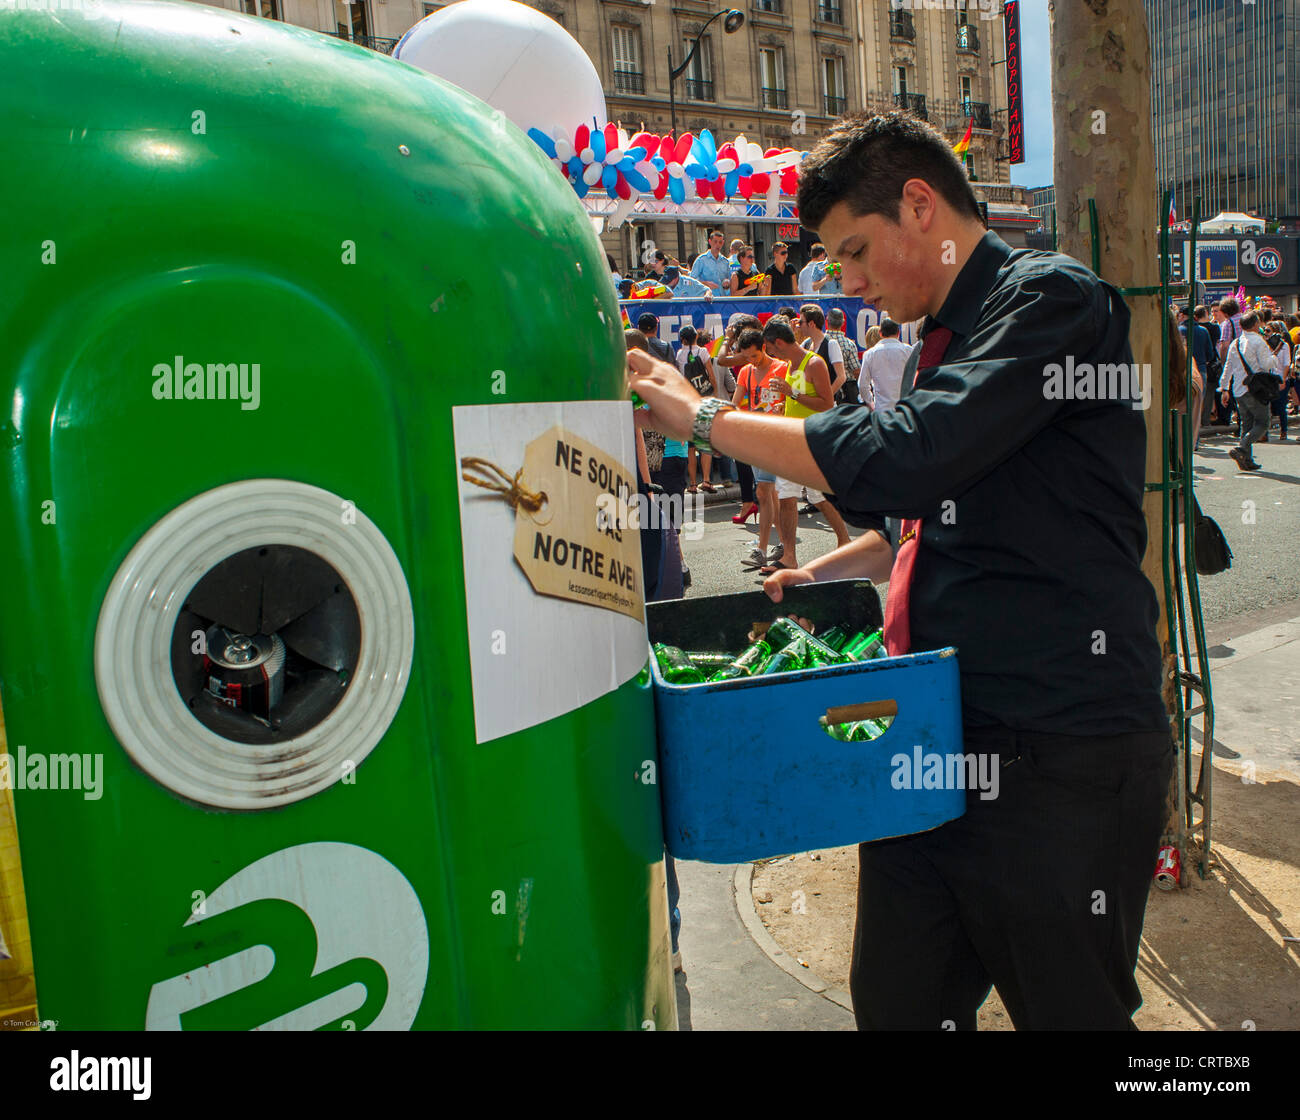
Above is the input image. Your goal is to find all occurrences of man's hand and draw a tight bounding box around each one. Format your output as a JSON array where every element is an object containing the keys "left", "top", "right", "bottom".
[
  {"left": 628, "top": 349, "right": 702, "bottom": 441},
  {"left": 1221, "top": 390, "right": 1231, "bottom": 407},
  {"left": 763, "top": 566, "right": 816, "bottom": 603},
  {"left": 769, "top": 376, "right": 793, "bottom": 398}
]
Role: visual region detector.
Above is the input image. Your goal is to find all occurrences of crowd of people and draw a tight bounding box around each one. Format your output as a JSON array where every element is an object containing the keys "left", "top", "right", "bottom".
[
  {"left": 1175, "top": 296, "right": 1300, "bottom": 470},
  {"left": 610, "top": 229, "right": 845, "bottom": 302},
  {"left": 624, "top": 295, "right": 907, "bottom": 591}
]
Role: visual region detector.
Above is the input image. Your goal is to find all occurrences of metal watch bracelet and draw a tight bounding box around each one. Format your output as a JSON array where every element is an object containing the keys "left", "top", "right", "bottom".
[{"left": 691, "top": 397, "right": 736, "bottom": 454}]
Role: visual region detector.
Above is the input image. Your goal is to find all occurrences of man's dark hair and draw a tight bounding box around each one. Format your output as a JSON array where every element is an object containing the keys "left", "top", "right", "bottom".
[
  {"left": 653, "top": 249, "right": 667, "bottom": 263},
  {"left": 762, "top": 319, "right": 797, "bottom": 346},
  {"left": 800, "top": 304, "right": 826, "bottom": 331},
  {"left": 736, "top": 327, "right": 766, "bottom": 352},
  {"left": 797, "top": 111, "right": 984, "bottom": 231},
  {"left": 880, "top": 317, "right": 900, "bottom": 337},
  {"left": 777, "top": 305, "right": 797, "bottom": 319},
  {"left": 624, "top": 329, "right": 650, "bottom": 352},
  {"left": 1287, "top": 313, "right": 1300, "bottom": 328},
  {"left": 708, "top": 228, "right": 724, "bottom": 240},
  {"left": 1193, "top": 304, "right": 1208, "bottom": 320},
  {"left": 827, "top": 308, "right": 846, "bottom": 329},
  {"left": 679, "top": 324, "right": 697, "bottom": 345},
  {"left": 1221, "top": 297, "right": 1240, "bottom": 317},
  {"left": 1240, "top": 311, "right": 1258, "bottom": 330},
  {"left": 637, "top": 312, "right": 659, "bottom": 333},
  {"left": 809, "top": 243, "right": 827, "bottom": 259}
]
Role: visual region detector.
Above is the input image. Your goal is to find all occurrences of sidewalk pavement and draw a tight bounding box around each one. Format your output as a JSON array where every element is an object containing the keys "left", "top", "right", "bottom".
[{"left": 672, "top": 603, "right": 1300, "bottom": 1031}]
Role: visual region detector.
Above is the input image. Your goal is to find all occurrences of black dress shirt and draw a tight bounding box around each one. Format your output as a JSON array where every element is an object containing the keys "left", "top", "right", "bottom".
[{"left": 805, "top": 232, "right": 1166, "bottom": 735}]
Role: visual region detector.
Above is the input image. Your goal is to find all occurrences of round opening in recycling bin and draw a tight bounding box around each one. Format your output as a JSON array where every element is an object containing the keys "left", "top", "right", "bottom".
[{"left": 170, "top": 544, "right": 362, "bottom": 745}]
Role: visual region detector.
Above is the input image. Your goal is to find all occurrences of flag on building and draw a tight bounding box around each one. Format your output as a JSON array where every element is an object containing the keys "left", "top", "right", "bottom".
[
  {"left": 953, "top": 119, "right": 973, "bottom": 157},
  {"left": 1168, "top": 196, "right": 1177, "bottom": 227}
]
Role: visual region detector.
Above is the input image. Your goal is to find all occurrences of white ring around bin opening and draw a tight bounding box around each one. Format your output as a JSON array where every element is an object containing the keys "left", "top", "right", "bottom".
[{"left": 94, "top": 480, "right": 415, "bottom": 810}]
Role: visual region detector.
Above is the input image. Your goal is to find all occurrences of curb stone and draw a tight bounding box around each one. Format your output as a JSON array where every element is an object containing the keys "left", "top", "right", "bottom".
[{"left": 731, "top": 863, "right": 855, "bottom": 1014}]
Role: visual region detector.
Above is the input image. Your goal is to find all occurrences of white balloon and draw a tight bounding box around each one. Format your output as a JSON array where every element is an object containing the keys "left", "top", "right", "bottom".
[
  {"left": 554, "top": 137, "right": 573, "bottom": 162},
  {"left": 582, "top": 163, "right": 604, "bottom": 186},
  {"left": 394, "top": 0, "right": 606, "bottom": 137},
  {"left": 667, "top": 162, "right": 684, "bottom": 177},
  {"left": 607, "top": 148, "right": 624, "bottom": 164},
  {"left": 579, "top": 147, "right": 594, "bottom": 163},
  {"left": 634, "top": 160, "right": 657, "bottom": 179},
  {"left": 716, "top": 158, "right": 736, "bottom": 173}
]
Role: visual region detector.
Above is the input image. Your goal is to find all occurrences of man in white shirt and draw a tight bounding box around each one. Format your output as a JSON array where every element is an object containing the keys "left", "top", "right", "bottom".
[
  {"left": 859, "top": 318, "right": 913, "bottom": 412},
  {"left": 797, "top": 243, "right": 842, "bottom": 295},
  {"left": 1219, "top": 311, "right": 1277, "bottom": 470}
]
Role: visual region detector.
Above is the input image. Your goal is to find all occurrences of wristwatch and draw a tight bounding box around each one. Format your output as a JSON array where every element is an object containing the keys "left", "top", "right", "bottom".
[{"left": 691, "top": 397, "right": 736, "bottom": 454}]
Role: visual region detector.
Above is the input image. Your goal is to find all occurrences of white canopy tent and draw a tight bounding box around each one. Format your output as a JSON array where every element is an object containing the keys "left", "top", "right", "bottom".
[{"left": 1198, "top": 211, "right": 1266, "bottom": 234}]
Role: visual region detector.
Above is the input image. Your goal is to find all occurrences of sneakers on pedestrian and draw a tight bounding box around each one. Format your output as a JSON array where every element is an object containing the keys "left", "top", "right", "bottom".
[
  {"left": 767, "top": 543, "right": 784, "bottom": 563},
  {"left": 742, "top": 546, "right": 765, "bottom": 569}
]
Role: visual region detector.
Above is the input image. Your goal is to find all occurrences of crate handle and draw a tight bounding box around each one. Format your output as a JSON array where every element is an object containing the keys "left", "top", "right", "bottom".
[{"left": 822, "top": 700, "right": 898, "bottom": 723}]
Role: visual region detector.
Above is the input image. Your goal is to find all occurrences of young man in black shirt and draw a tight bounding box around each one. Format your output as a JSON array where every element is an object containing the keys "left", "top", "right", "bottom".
[{"left": 627, "top": 112, "right": 1172, "bottom": 1030}]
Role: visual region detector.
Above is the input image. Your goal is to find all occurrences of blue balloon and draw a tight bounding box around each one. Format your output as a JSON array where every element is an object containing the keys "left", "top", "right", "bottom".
[
  {"left": 683, "top": 163, "right": 708, "bottom": 179},
  {"left": 624, "top": 167, "right": 652, "bottom": 192},
  {"left": 602, "top": 164, "right": 619, "bottom": 192},
  {"left": 567, "top": 155, "right": 584, "bottom": 180},
  {"left": 652, "top": 156, "right": 666, "bottom": 170},
  {"left": 573, "top": 175, "right": 589, "bottom": 199},
  {"left": 668, "top": 176, "right": 685, "bottom": 204},
  {"left": 527, "top": 128, "right": 557, "bottom": 159},
  {"left": 591, "top": 130, "right": 607, "bottom": 161},
  {"left": 625, "top": 146, "right": 647, "bottom": 163},
  {"left": 724, "top": 171, "right": 739, "bottom": 196}
]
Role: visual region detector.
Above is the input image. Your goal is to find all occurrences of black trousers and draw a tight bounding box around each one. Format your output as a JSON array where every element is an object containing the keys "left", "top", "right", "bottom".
[{"left": 850, "top": 728, "right": 1174, "bottom": 1030}]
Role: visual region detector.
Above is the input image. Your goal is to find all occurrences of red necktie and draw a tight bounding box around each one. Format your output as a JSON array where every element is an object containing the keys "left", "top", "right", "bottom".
[{"left": 883, "top": 325, "right": 954, "bottom": 657}]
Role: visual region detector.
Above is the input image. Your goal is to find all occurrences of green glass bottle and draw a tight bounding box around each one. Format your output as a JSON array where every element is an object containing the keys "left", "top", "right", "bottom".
[
  {"left": 846, "top": 628, "right": 887, "bottom": 661},
  {"left": 840, "top": 631, "right": 868, "bottom": 658},
  {"left": 653, "top": 643, "right": 705, "bottom": 684},
  {"left": 766, "top": 618, "right": 848, "bottom": 665},
  {"left": 819, "top": 625, "right": 849, "bottom": 653},
  {"left": 687, "top": 652, "right": 735, "bottom": 671},
  {"left": 634, "top": 660, "right": 651, "bottom": 687},
  {"left": 708, "top": 637, "right": 773, "bottom": 682},
  {"left": 759, "top": 636, "right": 807, "bottom": 676}
]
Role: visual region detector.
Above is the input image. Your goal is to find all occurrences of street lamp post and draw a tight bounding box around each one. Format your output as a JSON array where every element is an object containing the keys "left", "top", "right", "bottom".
[{"left": 667, "top": 8, "right": 745, "bottom": 264}]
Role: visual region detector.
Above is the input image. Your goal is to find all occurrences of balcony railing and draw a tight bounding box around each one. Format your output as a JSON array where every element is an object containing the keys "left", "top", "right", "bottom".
[
  {"left": 960, "top": 99, "right": 993, "bottom": 130},
  {"left": 894, "top": 92, "right": 927, "bottom": 121},
  {"left": 329, "top": 32, "right": 399, "bottom": 55},
  {"left": 762, "top": 87, "right": 789, "bottom": 110},
  {"left": 817, "top": 2, "right": 843, "bottom": 23},
  {"left": 613, "top": 69, "right": 645, "bottom": 95},
  {"left": 754, "top": 0, "right": 783, "bottom": 13},
  {"left": 823, "top": 94, "right": 846, "bottom": 117},
  {"left": 684, "top": 78, "right": 714, "bottom": 101},
  {"left": 890, "top": 11, "right": 914, "bottom": 40},
  {"left": 956, "top": 24, "right": 979, "bottom": 52}
]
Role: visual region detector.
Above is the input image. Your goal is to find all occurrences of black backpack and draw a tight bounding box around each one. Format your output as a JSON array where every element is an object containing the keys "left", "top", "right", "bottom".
[{"left": 683, "top": 348, "right": 713, "bottom": 396}]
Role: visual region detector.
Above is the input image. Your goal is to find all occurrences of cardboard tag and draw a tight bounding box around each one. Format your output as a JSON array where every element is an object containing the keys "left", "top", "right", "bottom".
[{"left": 512, "top": 425, "right": 643, "bottom": 621}]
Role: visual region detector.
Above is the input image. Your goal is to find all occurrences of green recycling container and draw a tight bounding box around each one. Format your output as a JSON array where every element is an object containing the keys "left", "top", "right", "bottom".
[{"left": 0, "top": 1, "right": 672, "bottom": 1029}]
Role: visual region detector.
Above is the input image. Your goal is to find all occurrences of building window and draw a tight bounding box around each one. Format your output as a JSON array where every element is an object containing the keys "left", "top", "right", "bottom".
[
  {"left": 823, "top": 56, "right": 845, "bottom": 117},
  {"left": 817, "top": 0, "right": 842, "bottom": 24},
  {"left": 889, "top": 10, "right": 915, "bottom": 41},
  {"left": 612, "top": 26, "right": 645, "bottom": 94},
  {"left": 956, "top": 23, "right": 979, "bottom": 52},
  {"left": 421, "top": 2, "right": 441, "bottom": 15},
  {"left": 760, "top": 47, "right": 787, "bottom": 111},
  {"left": 893, "top": 66, "right": 908, "bottom": 98},
  {"left": 965, "top": 154, "right": 975, "bottom": 179},
  {"left": 242, "top": 0, "right": 281, "bottom": 16},
  {"left": 960, "top": 75, "right": 972, "bottom": 104},
  {"left": 683, "top": 36, "right": 714, "bottom": 102},
  {"left": 335, "top": 0, "right": 368, "bottom": 38},
  {"left": 755, "top": 0, "right": 784, "bottom": 13}
]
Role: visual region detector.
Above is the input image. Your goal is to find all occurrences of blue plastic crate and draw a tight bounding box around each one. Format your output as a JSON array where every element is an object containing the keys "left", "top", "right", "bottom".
[{"left": 647, "top": 580, "right": 966, "bottom": 863}]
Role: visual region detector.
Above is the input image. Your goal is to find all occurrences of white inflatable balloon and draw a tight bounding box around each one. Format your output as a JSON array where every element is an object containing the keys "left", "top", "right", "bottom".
[{"left": 394, "top": 0, "right": 607, "bottom": 137}]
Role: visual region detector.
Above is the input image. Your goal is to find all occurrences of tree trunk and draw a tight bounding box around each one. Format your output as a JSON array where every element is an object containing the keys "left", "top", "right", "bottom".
[{"left": 1049, "top": 2, "right": 1181, "bottom": 860}]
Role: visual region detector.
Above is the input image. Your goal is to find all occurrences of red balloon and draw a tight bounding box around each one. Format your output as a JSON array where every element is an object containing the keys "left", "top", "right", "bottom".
[
  {"left": 694, "top": 177, "right": 710, "bottom": 199},
  {"left": 616, "top": 174, "right": 632, "bottom": 200},
  {"left": 737, "top": 176, "right": 753, "bottom": 200},
  {"left": 575, "top": 123, "right": 590, "bottom": 153},
  {"left": 630, "top": 131, "right": 658, "bottom": 156},
  {"left": 603, "top": 121, "right": 619, "bottom": 151},
  {"left": 658, "top": 135, "right": 675, "bottom": 162},
  {"left": 710, "top": 178, "right": 726, "bottom": 202},
  {"left": 780, "top": 167, "right": 799, "bottom": 194},
  {"left": 764, "top": 147, "right": 782, "bottom": 158},
  {"left": 717, "top": 142, "right": 738, "bottom": 162},
  {"left": 750, "top": 172, "right": 771, "bottom": 193},
  {"left": 653, "top": 173, "right": 668, "bottom": 200},
  {"left": 673, "top": 132, "right": 694, "bottom": 166}
]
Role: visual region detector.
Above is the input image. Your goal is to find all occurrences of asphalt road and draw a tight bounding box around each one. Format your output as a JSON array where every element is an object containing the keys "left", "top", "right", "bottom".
[{"left": 679, "top": 427, "right": 1300, "bottom": 628}]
